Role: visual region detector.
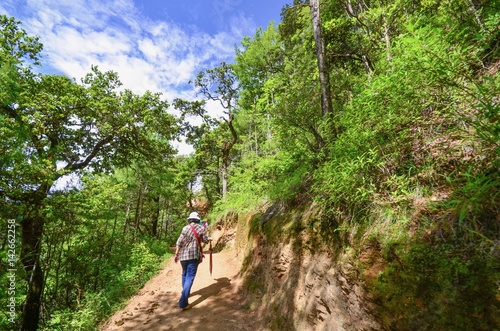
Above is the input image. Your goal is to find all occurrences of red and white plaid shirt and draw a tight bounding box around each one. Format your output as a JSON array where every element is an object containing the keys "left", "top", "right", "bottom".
[{"left": 176, "top": 222, "right": 208, "bottom": 261}]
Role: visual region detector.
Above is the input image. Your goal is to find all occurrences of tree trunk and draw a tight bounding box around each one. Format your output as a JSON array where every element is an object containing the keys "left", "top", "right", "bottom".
[
  {"left": 310, "top": 0, "right": 333, "bottom": 118},
  {"left": 123, "top": 198, "right": 133, "bottom": 235},
  {"left": 362, "top": 54, "right": 374, "bottom": 76},
  {"left": 221, "top": 113, "right": 238, "bottom": 201},
  {"left": 468, "top": 0, "right": 484, "bottom": 29},
  {"left": 22, "top": 259, "right": 44, "bottom": 330},
  {"left": 221, "top": 163, "right": 228, "bottom": 201},
  {"left": 152, "top": 195, "right": 160, "bottom": 236},
  {"left": 203, "top": 184, "right": 212, "bottom": 210},
  {"left": 133, "top": 178, "right": 144, "bottom": 237},
  {"left": 187, "top": 181, "right": 194, "bottom": 210},
  {"left": 109, "top": 214, "right": 118, "bottom": 254},
  {"left": 383, "top": 17, "right": 392, "bottom": 63},
  {"left": 20, "top": 192, "right": 47, "bottom": 331},
  {"left": 215, "top": 156, "right": 221, "bottom": 198}
]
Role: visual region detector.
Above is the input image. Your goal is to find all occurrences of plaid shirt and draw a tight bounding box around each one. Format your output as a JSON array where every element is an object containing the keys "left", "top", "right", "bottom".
[{"left": 176, "top": 222, "right": 208, "bottom": 261}]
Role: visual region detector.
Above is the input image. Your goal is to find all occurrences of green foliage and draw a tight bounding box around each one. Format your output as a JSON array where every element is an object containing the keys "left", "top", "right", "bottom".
[
  {"left": 121, "top": 242, "right": 162, "bottom": 287},
  {"left": 314, "top": 144, "right": 380, "bottom": 214},
  {"left": 214, "top": 147, "right": 312, "bottom": 216},
  {"left": 23, "top": 161, "right": 181, "bottom": 329},
  {"left": 0, "top": 15, "right": 42, "bottom": 108},
  {"left": 0, "top": 15, "right": 42, "bottom": 65},
  {"left": 374, "top": 239, "right": 499, "bottom": 330},
  {"left": 447, "top": 170, "right": 499, "bottom": 228},
  {"left": 0, "top": 15, "right": 179, "bottom": 329},
  {"left": 43, "top": 243, "right": 162, "bottom": 331},
  {"left": 275, "top": 1, "right": 499, "bottom": 329},
  {"left": 234, "top": 24, "right": 284, "bottom": 109},
  {"left": 43, "top": 293, "right": 108, "bottom": 331}
]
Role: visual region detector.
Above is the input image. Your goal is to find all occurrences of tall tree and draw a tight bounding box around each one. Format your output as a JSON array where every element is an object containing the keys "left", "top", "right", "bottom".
[
  {"left": 279, "top": 3, "right": 328, "bottom": 153},
  {"left": 0, "top": 16, "right": 177, "bottom": 330},
  {"left": 194, "top": 62, "right": 239, "bottom": 201},
  {"left": 309, "top": 0, "right": 333, "bottom": 118},
  {"left": 234, "top": 24, "right": 284, "bottom": 158},
  {"left": 174, "top": 99, "right": 222, "bottom": 204},
  {"left": 177, "top": 62, "right": 239, "bottom": 201}
]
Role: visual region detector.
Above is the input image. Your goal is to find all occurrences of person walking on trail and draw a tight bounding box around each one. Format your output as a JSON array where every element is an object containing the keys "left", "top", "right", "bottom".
[{"left": 174, "top": 211, "right": 210, "bottom": 310}]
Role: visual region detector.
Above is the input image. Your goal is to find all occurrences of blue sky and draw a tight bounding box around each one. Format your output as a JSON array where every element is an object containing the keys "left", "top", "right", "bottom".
[
  {"left": 1, "top": 0, "right": 288, "bottom": 95},
  {"left": 1, "top": 0, "right": 290, "bottom": 154}
]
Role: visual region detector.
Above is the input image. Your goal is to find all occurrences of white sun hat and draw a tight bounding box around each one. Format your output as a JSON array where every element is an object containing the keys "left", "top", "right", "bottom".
[{"left": 188, "top": 211, "right": 201, "bottom": 221}]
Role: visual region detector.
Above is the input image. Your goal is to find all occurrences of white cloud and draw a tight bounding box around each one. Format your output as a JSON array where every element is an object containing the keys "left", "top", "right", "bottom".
[
  {"left": 2, "top": 0, "right": 260, "bottom": 155},
  {"left": 138, "top": 38, "right": 161, "bottom": 61},
  {"left": 8, "top": 0, "right": 243, "bottom": 98},
  {"left": 205, "top": 99, "right": 226, "bottom": 119},
  {"left": 2, "top": 0, "right": 256, "bottom": 95}
]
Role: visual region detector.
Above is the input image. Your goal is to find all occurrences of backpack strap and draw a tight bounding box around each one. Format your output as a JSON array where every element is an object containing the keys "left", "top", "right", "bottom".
[{"left": 189, "top": 224, "right": 204, "bottom": 259}]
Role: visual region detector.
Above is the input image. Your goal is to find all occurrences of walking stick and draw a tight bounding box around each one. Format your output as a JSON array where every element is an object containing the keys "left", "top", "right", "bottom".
[{"left": 209, "top": 240, "right": 213, "bottom": 276}]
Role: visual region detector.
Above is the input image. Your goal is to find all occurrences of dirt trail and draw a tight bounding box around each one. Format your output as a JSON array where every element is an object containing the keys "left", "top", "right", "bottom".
[{"left": 100, "top": 248, "right": 258, "bottom": 331}]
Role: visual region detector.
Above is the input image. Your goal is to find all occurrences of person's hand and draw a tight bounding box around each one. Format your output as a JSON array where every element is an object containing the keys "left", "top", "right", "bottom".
[{"left": 174, "top": 255, "right": 179, "bottom": 263}]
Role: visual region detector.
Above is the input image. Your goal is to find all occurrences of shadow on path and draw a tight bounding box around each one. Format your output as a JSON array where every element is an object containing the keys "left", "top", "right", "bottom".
[
  {"left": 101, "top": 250, "right": 256, "bottom": 331},
  {"left": 189, "top": 277, "right": 231, "bottom": 307}
]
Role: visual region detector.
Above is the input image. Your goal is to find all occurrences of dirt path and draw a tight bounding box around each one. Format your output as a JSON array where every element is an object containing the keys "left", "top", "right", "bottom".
[{"left": 100, "top": 248, "right": 258, "bottom": 331}]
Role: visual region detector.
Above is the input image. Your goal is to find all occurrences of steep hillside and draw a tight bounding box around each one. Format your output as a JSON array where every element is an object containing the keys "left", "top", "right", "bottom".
[
  {"left": 231, "top": 202, "right": 381, "bottom": 331},
  {"left": 222, "top": 197, "right": 499, "bottom": 331}
]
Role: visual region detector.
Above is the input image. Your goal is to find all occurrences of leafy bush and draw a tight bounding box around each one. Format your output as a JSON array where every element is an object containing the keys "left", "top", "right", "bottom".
[
  {"left": 121, "top": 242, "right": 161, "bottom": 287},
  {"left": 43, "top": 242, "right": 162, "bottom": 331}
]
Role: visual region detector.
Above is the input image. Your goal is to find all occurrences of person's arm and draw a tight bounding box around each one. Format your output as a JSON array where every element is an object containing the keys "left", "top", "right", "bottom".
[
  {"left": 174, "top": 230, "right": 185, "bottom": 263},
  {"left": 174, "top": 245, "right": 181, "bottom": 263},
  {"left": 201, "top": 229, "right": 211, "bottom": 243}
]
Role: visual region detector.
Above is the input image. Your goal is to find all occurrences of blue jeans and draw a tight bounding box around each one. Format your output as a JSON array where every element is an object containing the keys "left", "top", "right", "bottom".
[{"left": 179, "top": 259, "right": 199, "bottom": 308}]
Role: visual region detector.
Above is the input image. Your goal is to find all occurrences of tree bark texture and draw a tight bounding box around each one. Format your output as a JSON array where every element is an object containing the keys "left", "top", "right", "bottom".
[
  {"left": 221, "top": 114, "right": 238, "bottom": 201},
  {"left": 20, "top": 195, "right": 46, "bottom": 331},
  {"left": 152, "top": 195, "right": 160, "bottom": 236},
  {"left": 310, "top": 0, "right": 333, "bottom": 118}
]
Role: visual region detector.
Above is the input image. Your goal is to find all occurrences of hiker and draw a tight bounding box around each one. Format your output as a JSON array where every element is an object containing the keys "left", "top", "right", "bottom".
[{"left": 174, "top": 211, "right": 211, "bottom": 309}]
